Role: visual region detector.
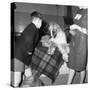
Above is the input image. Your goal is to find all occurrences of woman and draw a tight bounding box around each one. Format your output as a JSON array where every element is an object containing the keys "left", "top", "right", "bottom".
[{"left": 67, "top": 6, "right": 88, "bottom": 84}]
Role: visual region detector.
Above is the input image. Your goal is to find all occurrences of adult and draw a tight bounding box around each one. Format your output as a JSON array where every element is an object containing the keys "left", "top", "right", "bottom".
[{"left": 67, "top": 6, "right": 88, "bottom": 84}]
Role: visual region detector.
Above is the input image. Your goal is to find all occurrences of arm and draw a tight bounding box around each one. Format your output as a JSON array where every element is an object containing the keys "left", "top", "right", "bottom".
[
  {"left": 70, "top": 24, "right": 87, "bottom": 34},
  {"left": 23, "top": 26, "right": 36, "bottom": 53}
]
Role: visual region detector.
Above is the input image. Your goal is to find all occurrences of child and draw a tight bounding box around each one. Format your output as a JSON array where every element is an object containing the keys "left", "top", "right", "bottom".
[{"left": 11, "top": 11, "right": 43, "bottom": 87}]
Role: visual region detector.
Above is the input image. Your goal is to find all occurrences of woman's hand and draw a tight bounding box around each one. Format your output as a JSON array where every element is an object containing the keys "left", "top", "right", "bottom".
[{"left": 70, "top": 24, "right": 81, "bottom": 31}]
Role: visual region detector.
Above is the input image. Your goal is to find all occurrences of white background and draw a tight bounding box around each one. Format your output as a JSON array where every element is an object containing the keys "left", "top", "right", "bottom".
[{"left": 0, "top": 0, "right": 89, "bottom": 89}]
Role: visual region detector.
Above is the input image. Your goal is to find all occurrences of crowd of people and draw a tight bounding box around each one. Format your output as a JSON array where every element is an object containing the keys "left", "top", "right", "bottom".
[{"left": 11, "top": 6, "right": 88, "bottom": 87}]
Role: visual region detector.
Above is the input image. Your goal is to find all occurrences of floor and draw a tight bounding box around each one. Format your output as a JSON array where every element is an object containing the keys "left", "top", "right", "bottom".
[
  {"left": 41, "top": 72, "right": 88, "bottom": 86},
  {"left": 21, "top": 71, "right": 88, "bottom": 87}
]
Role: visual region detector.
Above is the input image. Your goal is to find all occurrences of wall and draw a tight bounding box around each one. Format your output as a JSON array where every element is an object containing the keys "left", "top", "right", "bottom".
[
  {"left": 14, "top": 2, "right": 67, "bottom": 32},
  {"left": 15, "top": 12, "right": 65, "bottom": 32}
]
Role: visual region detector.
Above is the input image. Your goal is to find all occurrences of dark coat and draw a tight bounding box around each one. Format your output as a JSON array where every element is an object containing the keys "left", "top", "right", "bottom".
[
  {"left": 15, "top": 23, "right": 39, "bottom": 66},
  {"left": 67, "top": 9, "right": 88, "bottom": 71}
]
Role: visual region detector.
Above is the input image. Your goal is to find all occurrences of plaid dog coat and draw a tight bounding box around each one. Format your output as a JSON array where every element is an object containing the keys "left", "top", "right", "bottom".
[{"left": 31, "top": 42, "right": 64, "bottom": 83}]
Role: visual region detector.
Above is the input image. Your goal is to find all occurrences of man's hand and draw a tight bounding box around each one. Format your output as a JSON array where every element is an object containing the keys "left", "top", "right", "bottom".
[{"left": 74, "top": 14, "right": 82, "bottom": 20}]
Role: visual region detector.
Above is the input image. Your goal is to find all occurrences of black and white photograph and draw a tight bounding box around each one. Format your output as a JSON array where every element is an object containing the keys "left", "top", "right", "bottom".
[{"left": 10, "top": 2, "right": 88, "bottom": 88}]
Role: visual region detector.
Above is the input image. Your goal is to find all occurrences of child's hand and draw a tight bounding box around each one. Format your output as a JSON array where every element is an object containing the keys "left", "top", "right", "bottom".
[{"left": 48, "top": 47, "right": 55, "bottom": 55}]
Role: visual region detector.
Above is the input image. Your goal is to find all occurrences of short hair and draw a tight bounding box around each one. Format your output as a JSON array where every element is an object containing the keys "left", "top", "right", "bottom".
[{"left": 30, "top": 11, "right": 42, "bottom": 19}]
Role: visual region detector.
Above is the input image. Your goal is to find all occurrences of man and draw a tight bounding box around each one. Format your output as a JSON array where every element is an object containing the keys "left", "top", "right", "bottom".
[{"left": 11, "top": 11, "right": 43, "bottom": 87}]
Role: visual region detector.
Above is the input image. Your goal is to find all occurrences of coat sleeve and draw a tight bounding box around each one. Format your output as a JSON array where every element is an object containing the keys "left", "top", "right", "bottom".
[{"left": 22, "top": 26, "right": 36, "bottom": 53}]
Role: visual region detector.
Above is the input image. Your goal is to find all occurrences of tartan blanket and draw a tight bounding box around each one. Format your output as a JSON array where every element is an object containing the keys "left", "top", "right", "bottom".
[{"left": 31, "top": 42, "right": 64, "bottom": 83}]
